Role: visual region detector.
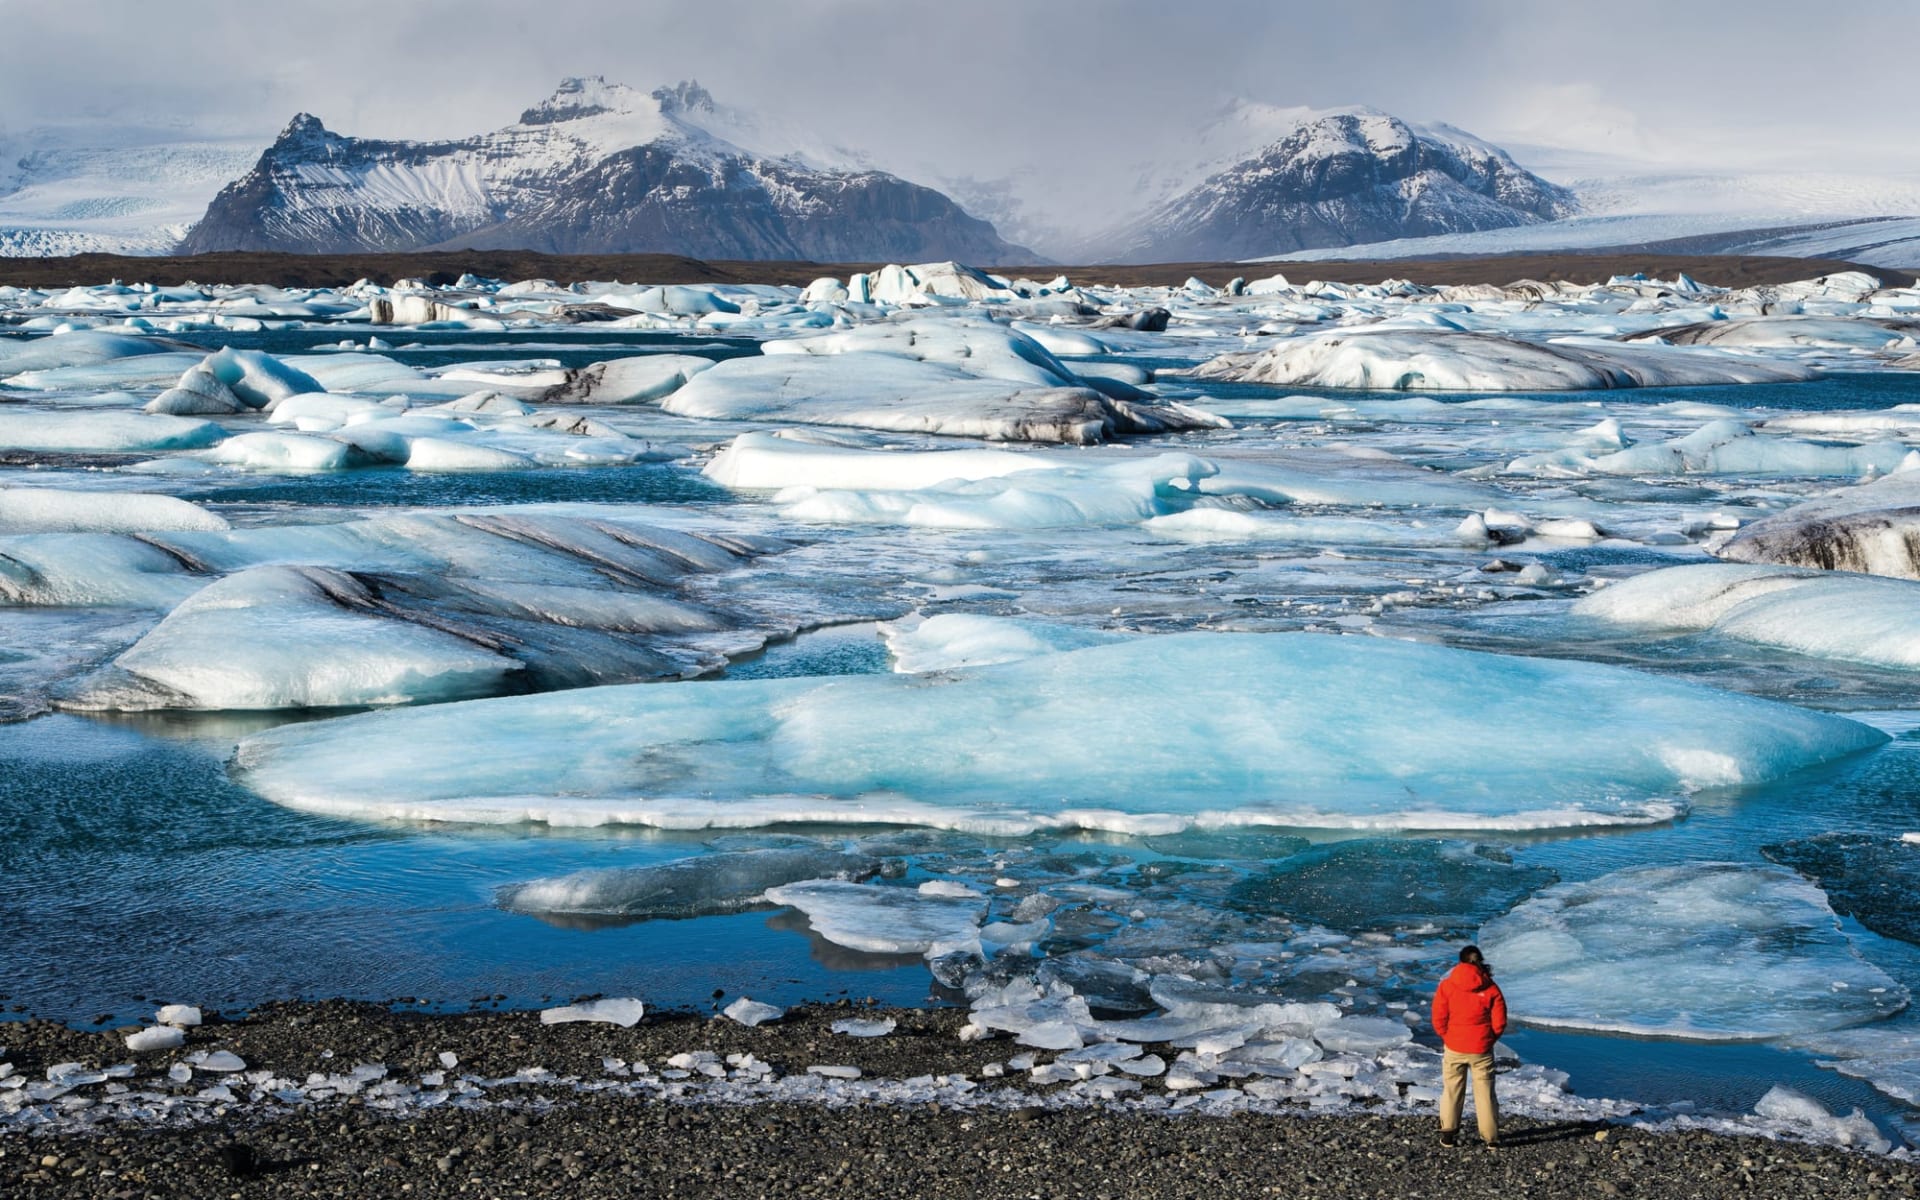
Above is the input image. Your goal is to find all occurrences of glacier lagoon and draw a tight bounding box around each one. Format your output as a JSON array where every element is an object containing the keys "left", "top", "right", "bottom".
[{"left": 5, "top": 265, "right": 1920, "bottom": 1148}]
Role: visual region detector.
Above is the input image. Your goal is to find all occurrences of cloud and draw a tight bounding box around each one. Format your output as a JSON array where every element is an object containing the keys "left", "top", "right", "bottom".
[{"left": 4, "top": 0, "right": 1917, "bottom": 244}]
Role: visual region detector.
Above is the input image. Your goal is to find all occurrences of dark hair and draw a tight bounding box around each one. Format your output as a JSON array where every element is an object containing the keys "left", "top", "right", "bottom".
[{"left": 1459, "top": 945, "right": 1485, "bottom": 965}]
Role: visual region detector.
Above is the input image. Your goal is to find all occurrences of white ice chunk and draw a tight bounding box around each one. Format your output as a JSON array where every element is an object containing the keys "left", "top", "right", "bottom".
[
  {"left": 882, "top": 615, "right": 1127, "bottom": 674},
  {"left": 1753, "top": 1086, "right": 1891, "bottom": 1154},
  {"left": 205, "top": 347, "right": 324, "bottom": 409},
  {"left": 763, "top": 881, "right": 985, "bottom": 957},
  {"left": 125, "top": 1026, "right": 185, "bottom": 1051},
  {"left": 155, "top": 1005, "right": 202, "bottom": 1028},
  {"left": 830, "top": 1018, "right": 897, "bottom": 1038},
  {"left": 722, "top": 998, "right": 785, "bottom": 1027},
  {"left": 1480, "top": 863, "right": 1907, "bottom": 1039},
  {"left": 540, "top": 997, "right": 645, "bottom": 1027},
  {"left": 193, "top": 1050, "right": 246, "bottom": 1072}
]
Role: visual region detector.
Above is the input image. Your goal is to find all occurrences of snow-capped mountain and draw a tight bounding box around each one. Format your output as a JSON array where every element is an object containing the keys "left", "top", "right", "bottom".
[
  {"left": 0, "top": 127, "right": 261, "bottom": 257},
  {"left": 1089, "top": 107, "right": 1577, "bottom": 263},
  {"left": 181, "top": 78, "right": 1029, "bottom": 261}
]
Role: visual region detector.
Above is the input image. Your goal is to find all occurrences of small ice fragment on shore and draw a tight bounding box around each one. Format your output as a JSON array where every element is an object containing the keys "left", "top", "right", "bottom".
[
  {"left": 438, "top": 1051, "right": 458, "bottom": 1069},
  {"left": 723, "top": 998, "right": 785, "bottom": 1027},
  {"left": 830, "top": 1018, "right": 896, "bottom": 1038},
  {"left": 47, "top": 1063, "right": 107, "bottom": 1086},
  {"left": 1754, "top": 1086, "right": 1891, "bottom": 1154},
  {"left": 807, "top": 1064, "right": 861, "bottom": 1079},
  {"left": 167, "top": 1063, "right": 192, "bottom": 1084},
  {"left": 540, "top": 997, "right": 644, "bottom": 1027},
  {"left": 420, "top": 1071, "right": 445, "bottom": 1087},
  {"left": 156, "top": 1005, "right": 202, "bottom": 1027},
  {"left": 1117, "top": 1054, "right": 1168, "bottom": 1078},
  {"left": 192, "top": 1051, "right": 247, "bottom": 1072},
  {"left": 980, "top": 1062, "right": 1005, "bottom": 1078},
  {"left": 125, "top": 1026, "right": 185, "bottom": 1051}
]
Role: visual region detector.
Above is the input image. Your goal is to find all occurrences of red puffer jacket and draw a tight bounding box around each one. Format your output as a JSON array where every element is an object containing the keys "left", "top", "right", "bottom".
[{"left": 1432, "top": 961, "right": 1507, "bottom": 1054}]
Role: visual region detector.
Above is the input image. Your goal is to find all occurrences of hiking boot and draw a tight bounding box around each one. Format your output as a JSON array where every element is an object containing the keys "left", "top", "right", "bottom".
[{"left": 1438, "top": 1130, "right": 1458, "bottom": 1147}]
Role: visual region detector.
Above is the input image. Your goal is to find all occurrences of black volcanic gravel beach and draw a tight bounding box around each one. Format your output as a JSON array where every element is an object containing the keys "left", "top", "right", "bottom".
[{"left": 0, "top": 1002, "right": 1910, "bottom": 1199}]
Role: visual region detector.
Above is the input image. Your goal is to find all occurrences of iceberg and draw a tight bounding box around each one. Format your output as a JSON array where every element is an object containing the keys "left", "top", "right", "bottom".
[
  {"left": 44, "top": 511, "right": 790, "bottom": 709},
  {"left": 1195, "top": 330, "right": 1815, "bottom": 391},
  {"left": 669, "top": 353, "right": 1216, "bottom": 444},
  {"left": 1574, "top": 562, "right": 1920, "bottom": 669},
  {"left": 1478, "top": 863, "right": 1907, "bottom": 1039},
  {"left": 101, "top": 565, "right": 522, "bottom": 710},
  {"left": 231, "top": 632, "right": 1883, "bottom": 833},
  {"left": 1720, "top": 470, "right": 1920, "bottom": 579}
]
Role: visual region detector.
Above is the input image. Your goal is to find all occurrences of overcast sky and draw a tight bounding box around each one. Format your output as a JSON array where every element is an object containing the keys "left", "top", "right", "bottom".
[{"left": 5, "top": 1, "right": 1916, "bottom": 183}]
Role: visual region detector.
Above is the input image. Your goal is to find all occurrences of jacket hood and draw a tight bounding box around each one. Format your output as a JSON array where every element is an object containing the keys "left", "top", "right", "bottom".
[{"left": 1446, "top": 961, "right": 1494, "bottom": 992}]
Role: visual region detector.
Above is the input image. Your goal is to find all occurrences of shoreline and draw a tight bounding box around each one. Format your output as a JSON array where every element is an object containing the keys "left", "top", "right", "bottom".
[
  {"left": 1, "top": 999, "right": 1910, "bottom": 1198},
  {"left": 0, "top": 249, "right": 1910, "bottom": 290}
]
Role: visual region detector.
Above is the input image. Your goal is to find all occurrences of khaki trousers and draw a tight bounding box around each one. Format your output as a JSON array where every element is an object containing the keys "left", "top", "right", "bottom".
[{"left": 1439, "top": 1049, "right": 1499, "bottom": 1143}]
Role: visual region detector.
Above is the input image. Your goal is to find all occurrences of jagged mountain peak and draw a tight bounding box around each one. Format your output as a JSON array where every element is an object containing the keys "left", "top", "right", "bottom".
[
  {"left": 180, "top": 77, "right": 1028, "bottom": 260},
  {"left": 651, "top": 80, "right": 716, "bottom": 116},
  {"left": 1091, "top": 105, "right": 1576, "bottom": 262},
  {"left": 518, "top": 76, "right": 651, "bottom": 125}
]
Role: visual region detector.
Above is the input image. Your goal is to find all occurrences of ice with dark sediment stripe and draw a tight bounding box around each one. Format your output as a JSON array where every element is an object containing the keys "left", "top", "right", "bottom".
[{"left": 499, "top": 848, "right": 885, "bottom": 920}]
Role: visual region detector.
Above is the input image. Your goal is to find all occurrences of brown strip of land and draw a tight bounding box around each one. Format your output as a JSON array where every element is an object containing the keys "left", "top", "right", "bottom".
[{"left": 0, "top": 250, "right": 1909, "bottom": 291}]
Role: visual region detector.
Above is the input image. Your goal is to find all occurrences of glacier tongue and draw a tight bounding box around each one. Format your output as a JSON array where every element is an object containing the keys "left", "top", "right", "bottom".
[{"left": 1478, "top": 863, "right": 1908, "bottom": 1040}]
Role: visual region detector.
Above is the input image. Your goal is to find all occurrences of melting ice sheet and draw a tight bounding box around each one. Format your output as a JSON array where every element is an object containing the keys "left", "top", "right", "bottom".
[{"left": 232, "top": 632, "right": 1884, "bottom": 833}]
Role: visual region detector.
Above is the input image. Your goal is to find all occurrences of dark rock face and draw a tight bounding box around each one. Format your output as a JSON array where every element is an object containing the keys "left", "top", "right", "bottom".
[
  {"left": 1102, "top": 112, "right": 1576, "bottom": 263},
  {"left": 181, "top": 81, "right": 1027, "bottom": 261}
]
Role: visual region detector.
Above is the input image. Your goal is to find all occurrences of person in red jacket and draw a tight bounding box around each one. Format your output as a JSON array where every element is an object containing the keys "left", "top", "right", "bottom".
[{"left": 1432, "top": 944, "right": 1507, "bottom": 1148}]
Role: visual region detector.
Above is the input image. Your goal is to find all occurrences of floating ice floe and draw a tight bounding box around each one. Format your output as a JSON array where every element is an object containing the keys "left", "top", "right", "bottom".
[
  {"left": 668, "top": 317, "right": 1221, "bottom": 443},
  {"left": 1193, "top": 330, "right": 1816, "bottom": 391},
  {"left": 1574, "top": 562, "right": 1920, "bottom": 669},
  {"left": 1508, "top": 419, "right": 1912, "bottom": 478},
  {"left": 763, "top": 881, "right": 987, "bottom": 958},
  {"left": 539, "top": 997, "right": 645, "bottom": 1027},
  {"left": 498, "top": 848, "right": 883, "bottom": 920},
  {"left": 1720, "top": 469, "right": 1920, "bottom": 579},
  {"left": 706, "top": 433, "right": 1499, "bottom": 532},
  {"left": 1478, "top": 863, "right": 1907, "bottom": 1039},
  {"left": 231, "top": 632, "right": 1883, "bottom": 833}
]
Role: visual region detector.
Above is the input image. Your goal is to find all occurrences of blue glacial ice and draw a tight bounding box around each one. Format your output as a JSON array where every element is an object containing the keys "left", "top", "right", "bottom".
[
  {"left": 232, "top": 632, "right": 1884, "bottom": 832},
  {"left": 1479, "top": 863, "right": 1908, "bottom": 1039}
]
